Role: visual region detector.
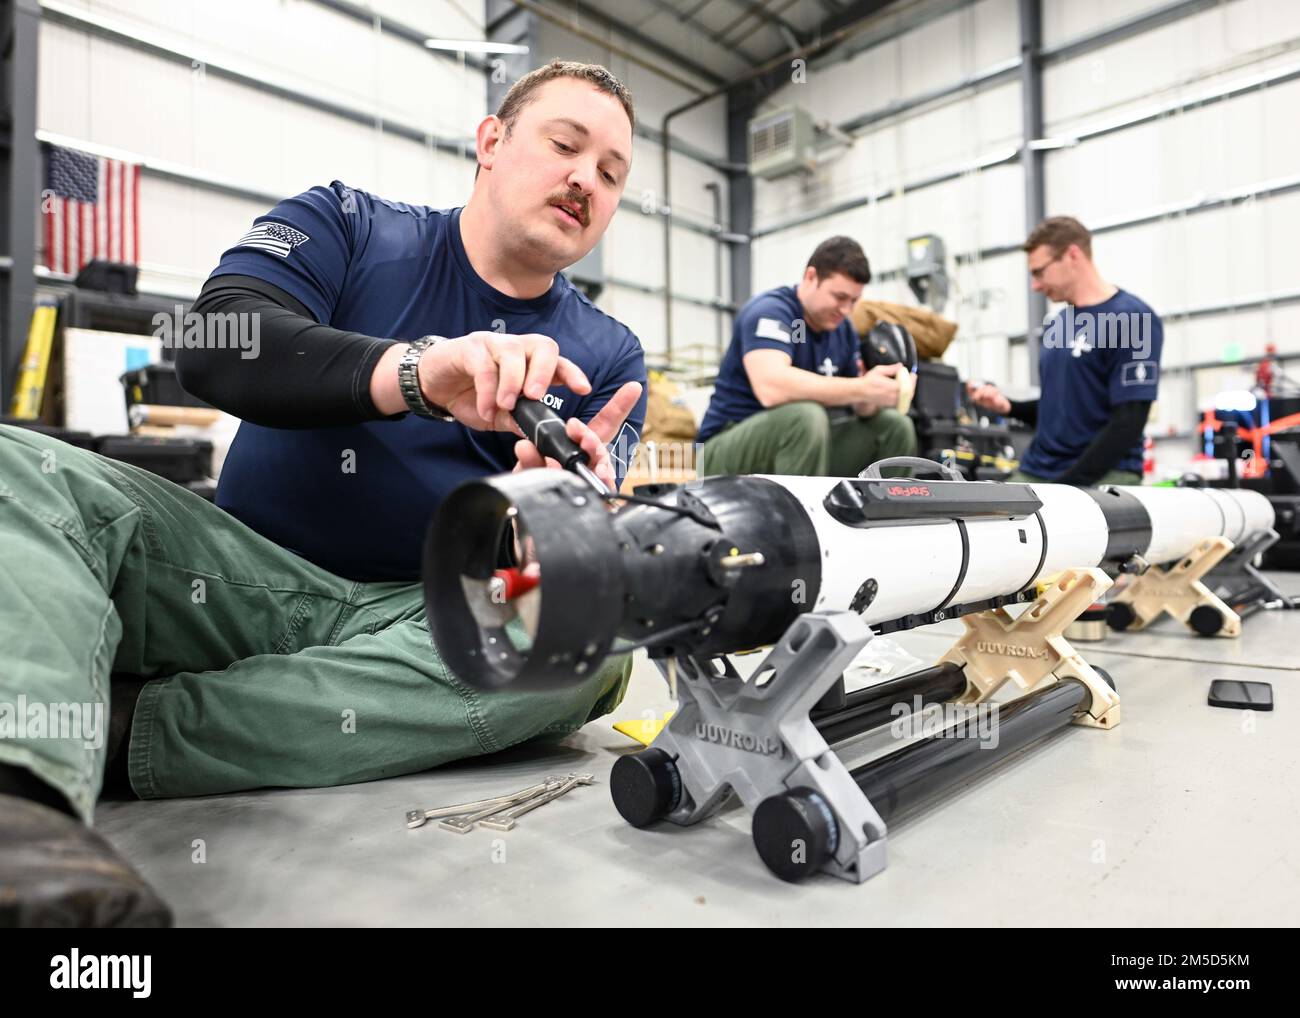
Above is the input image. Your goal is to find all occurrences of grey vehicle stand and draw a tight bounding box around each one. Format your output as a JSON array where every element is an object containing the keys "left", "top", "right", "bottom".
[
  {"left": 611, "top": 569, "right": 1119, "bottom": 885},
  {"left": 614, "top": 611, "right": 890, "bottom": 884}
]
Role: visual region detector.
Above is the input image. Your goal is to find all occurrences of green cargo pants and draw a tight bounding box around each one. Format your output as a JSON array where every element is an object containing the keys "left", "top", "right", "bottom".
[
  {"left": 1008, "top": 469, "right": 1143, "bottom": 486},
  {"left": 698, "top": 401, "right": 917, "bottom": 477},
  {"left": 0, "top": 425, "right": 631, "bottom": 822}
]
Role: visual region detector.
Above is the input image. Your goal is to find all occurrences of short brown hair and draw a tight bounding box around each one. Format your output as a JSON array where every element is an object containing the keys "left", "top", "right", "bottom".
[
  {"left": 1024, "top": 215, "right": 1092, "bottom": 258},
  {"left": 496, "top": 59, "right": 635, "bottom": 134},
  {"left": 808, "top": 236, "right": 871, "bottom": 284}
]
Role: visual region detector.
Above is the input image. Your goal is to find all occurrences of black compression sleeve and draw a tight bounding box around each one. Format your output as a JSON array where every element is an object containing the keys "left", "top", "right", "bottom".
[
  {"left": 175, "top": 274, "right": 399, "bottom": 428},
  {"left": 1006, "top": 398, "right": 1039, "bottom": 427},
  {"left": 1056, "top": 400, "right": 1151, "bottom": 486}
]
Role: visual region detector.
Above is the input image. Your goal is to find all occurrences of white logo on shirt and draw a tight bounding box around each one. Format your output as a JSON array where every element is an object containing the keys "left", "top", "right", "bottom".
[
  {"left": 1121, "top": 362, "right": 1158, "bottom": 386},
  {"left": 818, "top": 357, "right": 836, "bottom": 377},
  {"left": 608, "top": 421, "right": 640, "bottom": 474}
]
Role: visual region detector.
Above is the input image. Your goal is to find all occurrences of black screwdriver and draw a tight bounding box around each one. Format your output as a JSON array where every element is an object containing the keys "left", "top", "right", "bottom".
[{"left": 511, "top": 396, "right": 609, "bottom": 495}]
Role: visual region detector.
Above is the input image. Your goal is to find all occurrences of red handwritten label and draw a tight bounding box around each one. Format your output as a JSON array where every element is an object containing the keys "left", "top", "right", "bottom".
[{"left": 886, "top": 485, "right": 931, "bottom": 497}]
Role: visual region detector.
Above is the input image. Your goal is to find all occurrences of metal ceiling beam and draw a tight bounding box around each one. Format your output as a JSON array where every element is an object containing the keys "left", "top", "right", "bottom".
[
  {"left": 681, "top": 0, "right": 720, "bottom": 18},
  {"left": 525, "top": 0, "right": 726, "bottom": 88},
  {"left": 730, "top": 0, "right": 898, "bottom": 101},
  {"left": 636, "top": 0, "right": 768, "bottom": 65},
  {"left": 715, "top": 0, "right": 802, "bottom": 49},
  {"left": 720, "top": 0, "right": 806, "bottom": 48},
  {"left": 807, "top": 0, "right": 899, "bottom": 37},
  {"left": 815, "top": 0, "right": 976, "bottom": 68}
]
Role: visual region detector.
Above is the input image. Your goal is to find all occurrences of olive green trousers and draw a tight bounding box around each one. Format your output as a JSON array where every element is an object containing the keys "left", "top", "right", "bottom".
[{"left": 0, "top": 425, "right": 630, "bottom": 822}]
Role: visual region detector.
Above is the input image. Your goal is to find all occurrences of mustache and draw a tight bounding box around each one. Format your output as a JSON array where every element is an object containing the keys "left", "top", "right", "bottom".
[{"left": 548, "top": 191, "right": 590, "bottom": 227}]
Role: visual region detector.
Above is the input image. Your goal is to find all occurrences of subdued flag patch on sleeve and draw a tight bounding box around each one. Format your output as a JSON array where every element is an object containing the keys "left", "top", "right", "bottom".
[
  {"left": 1121, "top": 361, "right": 1158, "bottom": 386},
  {"left": 234, "top": 221, "right": 310, "bottom": 258},
  {"left": 754, "top": 317, "right": 791, "bottom": 343}
]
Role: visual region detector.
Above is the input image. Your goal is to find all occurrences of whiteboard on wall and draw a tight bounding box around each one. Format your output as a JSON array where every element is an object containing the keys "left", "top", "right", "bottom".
[{"left": 62, "top": 328, "right": 162, "bottom": 436}]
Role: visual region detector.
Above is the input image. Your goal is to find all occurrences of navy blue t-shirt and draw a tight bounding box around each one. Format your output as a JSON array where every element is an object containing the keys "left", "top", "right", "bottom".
[
  {"left": 1020, "top": 288, "right": 1162, "bottom": 478},
  {"left": 698, "top": 286, "right": 860, "bottom": 442},
  {"left": 210, "top": 182, "right": 647, "bottom": 581}
]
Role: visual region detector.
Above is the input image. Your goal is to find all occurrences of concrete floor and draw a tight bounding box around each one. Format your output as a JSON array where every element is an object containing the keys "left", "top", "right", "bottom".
[{"left": 96, "top": 581, "right": 1300, "bottom": 927}]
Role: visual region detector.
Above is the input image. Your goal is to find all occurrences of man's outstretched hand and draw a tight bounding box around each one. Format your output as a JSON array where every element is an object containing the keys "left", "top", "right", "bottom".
[{"left": 966, "top": 380, "right": 1011, "bottom": 416}]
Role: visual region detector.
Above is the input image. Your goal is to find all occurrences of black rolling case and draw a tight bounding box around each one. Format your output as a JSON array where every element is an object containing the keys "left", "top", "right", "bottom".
[{"left": 94, "top": 435, "right": 213, "bottom": 485}]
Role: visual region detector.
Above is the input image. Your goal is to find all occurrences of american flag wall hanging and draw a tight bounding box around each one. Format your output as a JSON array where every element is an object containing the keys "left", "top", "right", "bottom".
[{"left": 42, "top": 143, "right": 141, "bottom": 275}]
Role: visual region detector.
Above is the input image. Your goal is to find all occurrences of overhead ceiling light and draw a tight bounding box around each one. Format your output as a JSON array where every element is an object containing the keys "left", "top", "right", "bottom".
[{"left": 424, "top": 38, "right": 529, "bottom": 55}]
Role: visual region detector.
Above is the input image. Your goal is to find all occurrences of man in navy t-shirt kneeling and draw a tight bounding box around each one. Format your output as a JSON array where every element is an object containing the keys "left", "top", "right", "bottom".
[
  {"left": 969, "top": 216, "right": 1162, "bottom": 486},
  {"left": 697, "top": 237, "right": 916, "bottom": 478},
  {"left": 162, "top": 62, "right": 649, "bottom": 792}
]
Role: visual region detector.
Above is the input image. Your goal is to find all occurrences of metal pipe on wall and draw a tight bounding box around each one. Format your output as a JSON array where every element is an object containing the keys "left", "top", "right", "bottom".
[
  {"left": 705, "top": 181, "right": 725, "bottom": 357},
  {"left": 1, "top": 0, "right": 42, "bottom": 397},
  {"left": 1018, "top": 0, "right": 1046, "bottom": 385}
]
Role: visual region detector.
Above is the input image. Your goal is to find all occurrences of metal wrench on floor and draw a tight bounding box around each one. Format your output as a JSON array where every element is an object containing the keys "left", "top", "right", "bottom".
[
  {"left": 479, "top": 773, "right": 596, "bottom": 832},
  {"left": 437, "top": 778, "right": 565, "bottom": 834},
  {"left": 406, "top": 793, "right": 527, "bottom": 829},
  {"left": 407, "top": 777, "right": 562, "bottom": 829}
]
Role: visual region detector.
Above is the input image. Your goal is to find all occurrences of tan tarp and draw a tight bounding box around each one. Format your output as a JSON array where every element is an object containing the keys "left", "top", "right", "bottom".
[
  {"left": 642, "top": 373, "right": 698, "bottom": 443},
  {"left": 851, "top": 299, "right": 958, "bottom": 360}
]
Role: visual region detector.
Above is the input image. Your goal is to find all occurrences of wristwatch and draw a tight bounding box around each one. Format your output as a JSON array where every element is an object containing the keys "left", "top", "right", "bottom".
[{"left": 397, "top": 336, "right": 455, "bottom": 421}]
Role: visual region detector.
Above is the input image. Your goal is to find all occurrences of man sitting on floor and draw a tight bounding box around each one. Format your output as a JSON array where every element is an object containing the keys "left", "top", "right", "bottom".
[{"left": 696, "top": 237, "right": 915, "bottom": 478}]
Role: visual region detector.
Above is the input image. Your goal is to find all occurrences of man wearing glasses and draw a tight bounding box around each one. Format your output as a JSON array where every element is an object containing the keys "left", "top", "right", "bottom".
[{"left": 968, "top": 216, "right": 1163, "bottom": 486}]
